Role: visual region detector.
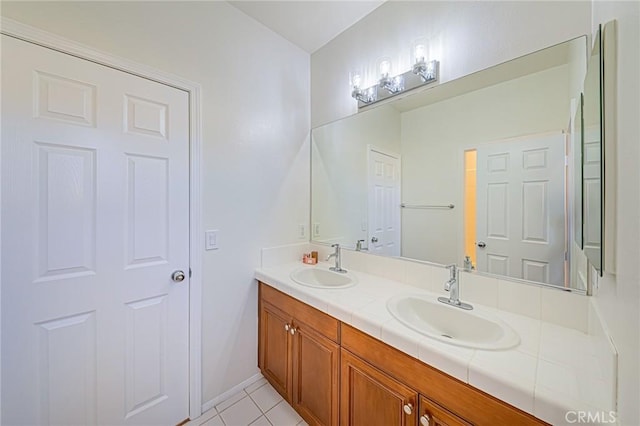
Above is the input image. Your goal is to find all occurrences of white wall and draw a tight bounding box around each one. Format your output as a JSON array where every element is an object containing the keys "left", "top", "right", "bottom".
[
  {"left": 311, "top": 105, "right": 401, "bottom": 247},
  {"left": 311, "top": 1, "right": 591, "bottom": 128},
  {"left": 0, "top": 1, "right": 310, "bottom": 407},
  {"left": 400, "top": 65, "right": 570, "bottom": 265},
  {"left": 590, "top": 2, "right": 640, "bottom": 424}
]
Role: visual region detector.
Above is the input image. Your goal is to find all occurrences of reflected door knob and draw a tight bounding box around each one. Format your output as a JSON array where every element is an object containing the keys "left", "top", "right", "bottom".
[
  {"left": 172, "top": 270, "right": 186, "bottom": 282},
  {"left": 371, "top": 237, "right": 379, "bottom": 243},
  {"left": 477, "top": 241, "right": 486, "bottom": 248}
]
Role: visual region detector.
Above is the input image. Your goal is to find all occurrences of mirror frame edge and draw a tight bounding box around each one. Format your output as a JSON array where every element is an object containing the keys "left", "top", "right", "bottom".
[{"left": 602, "top": 20, "right": 618, "bottom": 277}]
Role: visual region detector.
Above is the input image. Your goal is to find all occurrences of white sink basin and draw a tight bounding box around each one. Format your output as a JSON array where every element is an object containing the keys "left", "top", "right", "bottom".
[
  {"left": 290, "top": 267, "right": 356, "bottom": 289},
  {"left": 387, "top": 294, "right": 519, "bottom": 350}
]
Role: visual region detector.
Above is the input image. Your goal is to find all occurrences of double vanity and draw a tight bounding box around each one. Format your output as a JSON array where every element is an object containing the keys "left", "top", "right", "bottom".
[
  {"left": 290, "top": 250, "right": 518, "bottom": 352},
  {"left": 255, "top": 246, "right": 616, "bottom": 426}
]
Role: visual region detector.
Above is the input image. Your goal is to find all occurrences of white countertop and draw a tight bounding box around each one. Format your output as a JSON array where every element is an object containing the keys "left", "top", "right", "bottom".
[{"left": 255, "top": 261, "right": 615, "bottom": 425}]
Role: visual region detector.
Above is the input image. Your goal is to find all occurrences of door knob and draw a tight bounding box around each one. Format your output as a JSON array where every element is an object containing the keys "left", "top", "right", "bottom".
[
  {"left": 371, "top": 237, "right": 379, "bottom": 243},
  {"left": 171, "top": 270, "right": 186, "bottom": 282},
  {"left": 420, "top": 414, "right": 431, "bottom": 426},
  {"left": 477, "top": 241, "right": 486, "bottom": 248},
  {"left": 403, "top": 403, "right": 413, "bottom": 415}
]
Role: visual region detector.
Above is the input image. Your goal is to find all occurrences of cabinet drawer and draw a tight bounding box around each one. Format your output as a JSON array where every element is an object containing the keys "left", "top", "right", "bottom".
[{"left": 260, "top": 282, "right": 340, "bottom": 343}]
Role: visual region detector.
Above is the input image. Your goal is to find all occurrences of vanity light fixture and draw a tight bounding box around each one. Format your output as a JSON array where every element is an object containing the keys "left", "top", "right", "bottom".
[
  {"left": 412, "top": 44, "right": 438, "bottom": 83},
  {"left": 350, "top": 73, "right": 376, "bottom": 104},
  {"left": 378, "top": 60, "right": 404, "bottom": 94},
  {"left": 350, "top": 45, "right": 439, "bottom": 109}
]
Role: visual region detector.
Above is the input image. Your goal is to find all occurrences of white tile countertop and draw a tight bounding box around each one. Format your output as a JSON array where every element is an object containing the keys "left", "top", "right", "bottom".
[{"left": 255, "top": 261, "right": 617, "bottom": 425}]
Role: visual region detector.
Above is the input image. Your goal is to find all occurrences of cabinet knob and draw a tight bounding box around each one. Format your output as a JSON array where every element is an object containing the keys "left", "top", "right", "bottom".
[
  {"left": 403, "top": 403, "right": 413, "bottom": 415},
  {"left": 290, "top": 327, "right": 297, "bottom": 335},
  {"left": 284, "top": 324, "right": 290, "bottom": 332},
  {"left": 420, "top": 414, "right": 431, "bottom": 426}
]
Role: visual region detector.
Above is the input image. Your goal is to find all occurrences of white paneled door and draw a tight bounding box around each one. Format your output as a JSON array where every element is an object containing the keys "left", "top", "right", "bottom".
[
  {"left": 1, "top": 36, "right": 190, "bottom": 425},
  {"left": 476, "top": 133, "right": 565, "bottom": 286},
  {"left": 367, "top": 147, "right": 401, "bottom": 256}
]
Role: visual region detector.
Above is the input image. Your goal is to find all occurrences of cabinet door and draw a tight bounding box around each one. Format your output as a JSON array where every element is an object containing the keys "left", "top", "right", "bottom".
[
  {"left": 341, "top": 349, "right": 418, "bottom": 426},
  {"left": 419, "top": 397, "right": 471, "bottom": 426},
  {"left": 291, "top": 324, "right": 340, "bottom": 426},
  {"left": 259, "top": 301, "right": 292, "bottom": 399}
]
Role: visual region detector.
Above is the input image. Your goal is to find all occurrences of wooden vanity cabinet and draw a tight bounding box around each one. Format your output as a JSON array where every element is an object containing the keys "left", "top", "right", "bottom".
[
  {"left": 259, "top": 283, "right": 547, "bottom": 426},
  {"left": 341, "top": 324, "right": 547, "bottom": 426},
  {"left": 341, "top": 349, "right": 417, "bottom": 426},
  {"left": 259, "top": 300, "right": 292, "bottom": 398},
  {"left": 258, "top": 283, "right": 340, "bottom": 426}
]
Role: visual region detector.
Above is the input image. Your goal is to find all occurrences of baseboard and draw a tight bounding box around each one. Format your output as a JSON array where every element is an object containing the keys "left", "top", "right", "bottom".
[{"left": 201, "top": 373, "right": 265, "bottom": 414}]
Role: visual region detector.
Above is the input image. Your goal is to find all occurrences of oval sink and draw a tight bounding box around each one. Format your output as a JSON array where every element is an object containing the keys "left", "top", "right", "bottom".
[
  {"left": 290, "top": 267, "right": 356, "bottom": 289},
  {"left": 387, "top": 295, "right": 519, "bottom": 350}
]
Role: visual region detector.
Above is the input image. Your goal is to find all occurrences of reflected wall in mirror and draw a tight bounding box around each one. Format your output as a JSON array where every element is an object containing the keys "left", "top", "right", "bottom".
[
  {"left": 570, "top": 93, "right": 589, "bottom": 291},
  {"left": 582, "top": 27, "right": 603, "bottom": 273},
  {"left": 311, "top": 36, "right": 596, "bottom": 292}
]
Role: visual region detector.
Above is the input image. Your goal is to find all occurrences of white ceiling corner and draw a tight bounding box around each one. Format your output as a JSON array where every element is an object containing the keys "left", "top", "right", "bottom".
[{"left": 228, "top": 1, "right": 385, "bottom": 53}]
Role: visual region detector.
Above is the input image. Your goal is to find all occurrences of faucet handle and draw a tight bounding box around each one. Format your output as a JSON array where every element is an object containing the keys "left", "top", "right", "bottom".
[{"left": 331, "top": 243, "right": 340, "bottom": 248}]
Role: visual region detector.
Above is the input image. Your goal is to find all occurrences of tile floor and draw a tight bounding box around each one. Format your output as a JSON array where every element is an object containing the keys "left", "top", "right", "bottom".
[{"left": 186, "top": 378, "right": 308, "bottom": 426}]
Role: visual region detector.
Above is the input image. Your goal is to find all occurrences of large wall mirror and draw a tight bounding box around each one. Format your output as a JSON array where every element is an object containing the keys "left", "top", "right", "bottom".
[{"left": 311, "top": 35, "right": 604, "bottom": 293}]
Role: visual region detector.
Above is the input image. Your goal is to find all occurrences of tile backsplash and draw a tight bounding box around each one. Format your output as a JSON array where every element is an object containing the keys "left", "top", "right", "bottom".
[{"left": 260, "top": 242, "right": 311, "bottom": 268}]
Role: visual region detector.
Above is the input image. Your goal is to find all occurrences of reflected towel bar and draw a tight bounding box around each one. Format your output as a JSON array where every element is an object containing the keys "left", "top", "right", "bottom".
[{"left": 400, "top": 203, "right": 455, "bottom": 210}]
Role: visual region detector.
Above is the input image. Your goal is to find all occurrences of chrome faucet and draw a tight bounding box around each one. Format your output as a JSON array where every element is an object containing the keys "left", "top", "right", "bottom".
[
  {"left": 463, "top": 256, "right": 474, "bottom": 271},
  {"left": 437, "top": 264, "right": 473, "bottom": 310},
  {"left": 326, "top": 244, "right": 347, "bottom": 273},
  {"left": 355, "top": 239, "right": 367, "bottom": 251}
]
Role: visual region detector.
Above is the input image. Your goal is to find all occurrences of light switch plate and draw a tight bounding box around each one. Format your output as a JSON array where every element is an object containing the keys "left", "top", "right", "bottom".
[
  {"left": 298, "top": 224, "right": 306, "bottom": 239},
  {"left": 313, "top": 223, "right": 320, "bottom": 237},
  {"left": 205, "top": 230, "right": 219, "bottom": 250}
]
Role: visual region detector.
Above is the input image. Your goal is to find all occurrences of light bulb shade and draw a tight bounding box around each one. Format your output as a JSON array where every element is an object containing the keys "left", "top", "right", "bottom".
[
  {"left": 414, "top": 44, "right": 427, "bottom": 63},
  {"left": 379, "top": 60, "right": 391, "bottom": 78},
  {"left": 349, "top": 71, "right": 362, "bottom": 89}
]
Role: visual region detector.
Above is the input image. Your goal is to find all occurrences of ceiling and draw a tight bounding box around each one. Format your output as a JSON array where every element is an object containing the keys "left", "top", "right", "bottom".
[{"left": 228, "top": 1, "right": 385, "bottom": 53}]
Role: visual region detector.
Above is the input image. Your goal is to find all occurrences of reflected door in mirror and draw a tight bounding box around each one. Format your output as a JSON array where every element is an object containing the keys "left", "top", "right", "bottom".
[
  {"left": 475, "top": 133, "right": 566, "bottom": 286},
  {"left": 367, "top": 147, "right": 401, "bottom": 256}
]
